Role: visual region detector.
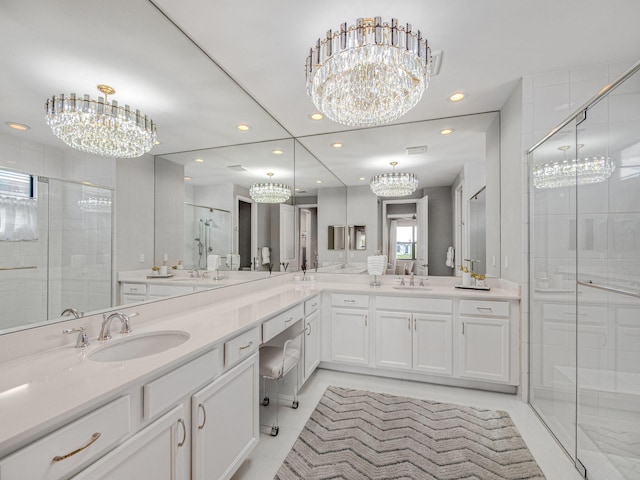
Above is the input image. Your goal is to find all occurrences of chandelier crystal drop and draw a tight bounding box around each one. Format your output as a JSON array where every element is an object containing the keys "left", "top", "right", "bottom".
[
  {"left": 306, "top": 17, "right": 432, "bottom": 127},
  {"left": 533, "top": 154, "right": 615, "bottom": 189},
  {"left": 45, "top": 85, "right": 157, "bottom": 158},
  {"left": 370, "top": 161, "right": 418, "bottom": 197},
  {"left": 250, "top": 173, "right": 292, "bottom": 203}
]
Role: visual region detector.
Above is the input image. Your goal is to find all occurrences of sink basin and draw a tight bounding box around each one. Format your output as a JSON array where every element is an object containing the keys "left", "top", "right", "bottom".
[
  {"left": 89, "top": 331, "right": 190, "bottom": 362},
  {"left": 392, "top": 286, "right": 432, "bottom": 291}
]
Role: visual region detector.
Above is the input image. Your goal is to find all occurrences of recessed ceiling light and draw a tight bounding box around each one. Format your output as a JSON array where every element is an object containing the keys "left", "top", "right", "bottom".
[
  {"left": 440, "top": 128, "right": 455, "bottom": 135},
  {"left": 5, "top": 122, "right": 30, "bottom": 131},
  {"left": 448, "top": 92, "right": 465, "bottom": 102},
  {"left": 194, "top": 158, "right": 204, "bottom": 163},
  {"left": 331, "top": 142, "right": 343, "bottom": 148},
  {"left": 154, "top": 140, "right": 161, "bottom": 145},
  {"left": 295, "top": 188, "right": 301, "bottom": 192},
  {"left": 316, "top": 180, "right": 323, "bottom": 184},
  {"left": 359, "top": 177, "right": 366, "bottom": 181},
  {"left": 272, "top": 149, "right": 284, "bottom": 155},
  {"left": 237, "top": 124, "right": 251, "bottom": 131},
  {"left": 310, "top": 113, "right": 324, "bottom": 121},
  {"left": 184, "top": 176, "right": 192, "bottom": 181}
]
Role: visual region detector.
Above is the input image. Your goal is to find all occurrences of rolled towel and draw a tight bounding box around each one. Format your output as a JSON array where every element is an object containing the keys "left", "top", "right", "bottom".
[
  {"left": 445, "top": 246, "right": 455, "bottom": 268},
  {"left": 207, "top": 254, "right": 221, "bottom": 271},
  {"left": 261, "top": 247, "right": 271, "bottom": 265}
]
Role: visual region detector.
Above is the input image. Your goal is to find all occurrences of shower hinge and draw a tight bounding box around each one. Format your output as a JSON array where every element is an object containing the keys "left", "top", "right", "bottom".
[
  {"left": 575, "top": 458, "right": 587, "bottom": 478},
  {"left": 576, "top": 109, "right": 587, "bottom": 126},
  {"left": 38, "top": 176, "right": 49, "bottom": 183}
]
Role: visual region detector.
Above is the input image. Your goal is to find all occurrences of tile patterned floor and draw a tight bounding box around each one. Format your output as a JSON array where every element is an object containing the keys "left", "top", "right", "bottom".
[{"left": 232, "top": 369, "right": 584, "bottom": 480}]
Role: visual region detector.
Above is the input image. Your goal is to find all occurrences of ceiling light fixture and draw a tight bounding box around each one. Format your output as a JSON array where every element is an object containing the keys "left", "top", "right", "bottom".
[
  {"left": 250, "top": 173, "right": 291, "bottom": 203},
  {"left": 331, "top": 142, "right": 343, "bottom": 148},
  {"left": 310, "top": 113, "right": 324, "bottom": 120},
  {"left": 272, "top": 149, "right": 284, "bottom": 155},
  {"left": 440, "top": 128, "right": 454, "bottom": 135},
  {"left": 237, "top": 124, "right": 251, "bottom": 131},
  {"left": 306, "top": 17, "right": 432, "bottom": 127},
  {"left": 533, "top": 146, "right": 615, "bottom": 189},
  {"left": 448, "top": 92, "right": 465, "bottom": 102},
  {"left": 44, "top": 84, "right": 156, "bottom": 158},
  {"left": 184, "top": 176, "right": 192, "bottom": 181},
  {"left": 370, "top": 161, "right": 418, "bottom": 197},
  {"left": 195, "top": 158, "right": 204, "bottom": 163},
  {"left": 5, "top": 122, "right": 31, "bottom": 131}
]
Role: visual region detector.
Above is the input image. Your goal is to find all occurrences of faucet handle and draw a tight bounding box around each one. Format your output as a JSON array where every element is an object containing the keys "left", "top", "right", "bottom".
[
  {"left": 120, "top": 312, "right": 138, "bottom": 335},
  {"left": 63, "top": 327, "right": 90, "bottom": 348}
]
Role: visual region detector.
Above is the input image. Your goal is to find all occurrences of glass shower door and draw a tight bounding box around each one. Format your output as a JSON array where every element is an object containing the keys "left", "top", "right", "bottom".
[{"left": 575, "top": 68, "right": 640, "bottom": 480}]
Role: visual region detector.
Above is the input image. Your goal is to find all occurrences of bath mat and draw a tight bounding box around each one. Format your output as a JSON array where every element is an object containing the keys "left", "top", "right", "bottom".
[{"left": 275, "top": 386, "right": 545, "bottom": 480}]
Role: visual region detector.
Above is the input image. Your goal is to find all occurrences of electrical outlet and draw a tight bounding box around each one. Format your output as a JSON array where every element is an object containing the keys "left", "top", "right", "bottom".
[
  {"left": 163, "top": 253, "right": 168, "bottom": 262},
  {"left": 139, "top": 253, "right": 145, "bottom": 263}
]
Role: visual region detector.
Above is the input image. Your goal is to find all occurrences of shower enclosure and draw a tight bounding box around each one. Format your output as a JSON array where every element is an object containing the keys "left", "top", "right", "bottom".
[
  {"left": 184, "top": 203, "right": 231, "bottom": 270},
  {"left": 529, "top": 63, "right": 640, "bottom": 479},
  {"left": 0, "top": 175, "right": 113, "bottom": 331}
]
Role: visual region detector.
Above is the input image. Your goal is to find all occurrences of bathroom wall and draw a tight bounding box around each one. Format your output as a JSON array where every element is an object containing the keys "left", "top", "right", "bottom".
[
  {"left": 318, "top": 186, "right": 347, "bottom": 265},
  {"left": 154, "top": 157, "right": 184, "bottom": 267},
  {"left": 423, "top": 186, "right": 454, "bottom": 277},
  {"left": 346, "top": 185, "right": 379, "bottom": 263}
]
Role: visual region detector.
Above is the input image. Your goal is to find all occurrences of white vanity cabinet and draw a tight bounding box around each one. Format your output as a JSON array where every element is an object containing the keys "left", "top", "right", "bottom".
[
  {"left": 375, "top": 296, "right": 453, "bottom": 375},
  {"left": 72, "top": 404, "right": 188, "bottom": 480},
  {"left": 330, "top": 294, "right": 370, "bottom": 365},
  {"left": 191, "top": 353, "right": 259, "bottom": 480},
  {"left": 458, "top": 299, "right": 511, "bottom": 383},
  {"left": 302, "top": 296, "right": 321, "bottom": 383}
]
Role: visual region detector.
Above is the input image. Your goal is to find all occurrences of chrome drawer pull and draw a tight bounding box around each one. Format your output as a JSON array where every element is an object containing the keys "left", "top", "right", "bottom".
[
  {"left": 177, "top": 419, "right": 186, "bottom": 447},
  {"left": 306, "top": 322, "right": 311, "bottom": 336},
  {"left": 52, "top": 432, "right": 101, "bottom": 462},
  {"left": 477, "top": 307, "right": 493, "bottom": 311},
  {"left": 285, "top": 316, "right": 294, "bottom": 323},
  {"left": 311, "top": 303, "right": 318, "bottom": 308},
  {"left": 239, "top": 341, "right": 253, "bottom": 351},
  {"left": 198, "top": 404, "right": 207, "bottom": 430},
  {"left": 344, "top": 299, "right": 356, "bottom": 303}
]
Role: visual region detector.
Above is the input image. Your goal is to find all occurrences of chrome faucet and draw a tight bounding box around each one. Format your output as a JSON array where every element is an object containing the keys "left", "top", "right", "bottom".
[
  {"left": 99, "top": 312, "right": 138, "bottom": 341},
  {"left": 60, "top": 308, "right": 83, "bottom": 318}
]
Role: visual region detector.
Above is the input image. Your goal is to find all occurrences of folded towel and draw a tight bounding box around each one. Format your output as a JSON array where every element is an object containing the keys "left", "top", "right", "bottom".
[
  {"left": 226, "top": 253, "right": 241, "bottom": 270},
  {"left": 367, "top": 255, "right": 386, "bottom": 276},
  {"left": 261, "top": 247, "right": 271, "bottom": 265},
  {"left": 445, "top": 246, "right": 455, "bottom": 268}
]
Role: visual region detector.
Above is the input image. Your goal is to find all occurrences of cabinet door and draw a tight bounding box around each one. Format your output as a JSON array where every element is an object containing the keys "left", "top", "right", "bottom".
[
  {"left": 413, "top": 313, "right": 452, "bottom": 375},
  {"left": 458, "top": 317, "right": 510, "bottom": 383},
  {"left": 72, "top": 405, "right": 187, "bottom": 480},
  {"left": 303, "top": 310, "right": 321, "bottom": 381},
  {"left": 330, "top": 308, "right": 369, "bottom": 365},
  {"left": 191, "top": 353, "right": 259, "bottom": 480},
  {"left": 375, "top": 311, "right": 412, "bottom": 370}
]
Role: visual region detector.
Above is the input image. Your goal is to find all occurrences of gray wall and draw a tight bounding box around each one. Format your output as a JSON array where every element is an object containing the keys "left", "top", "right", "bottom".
[
  {"left": 500, "top": 80, "right": 524, "bottom": 283},
  {"left": 154, "top": 157, "right": 185, "bottom": 267},
  {"left": 346, "top": 185, "right": 379, "bottom": 263},
  {"left": 422, "top": 187, "right": 454, "bottom": 277},
  {"left": 318, "top": 187, "right": 347, "bottom": 264},
  {"left": 485, "top": 114, "right": 501, "bottom": 277}
]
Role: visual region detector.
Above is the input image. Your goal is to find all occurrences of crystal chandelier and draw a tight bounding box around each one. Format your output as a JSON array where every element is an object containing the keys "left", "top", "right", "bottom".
[
  {"left": 78, "top": 196, "right": 112, "bottom": 213},
  {"left": 306, "top": 17, "right": 432, "bottom": 127},
  {"left": 370, "top": 161, "right": 418, "bottom": 197},
  {"left": 250, "top": 173, "right": 292, "bottom": 203},
  {"left": 533, "top": 146, "right": 615, "bottom": 189},
  {"left": 45, "top": 84, "right": 157, "bottom": 158}
]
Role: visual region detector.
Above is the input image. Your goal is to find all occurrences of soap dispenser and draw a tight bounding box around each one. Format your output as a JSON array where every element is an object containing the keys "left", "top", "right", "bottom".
[{"left": 462, "top": 266, "right": 472, "bottom": 287}]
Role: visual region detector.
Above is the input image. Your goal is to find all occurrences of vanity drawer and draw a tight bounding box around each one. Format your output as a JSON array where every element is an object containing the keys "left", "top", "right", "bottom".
[
  {"left": 225, "top": 326, "right": 260, "bottom": 367},
  {"left": 331, "top": 293, "right": 369, "bottom": 308},
  {"left": 263, "top": 303, "right": 304, "bottom": 342},
  {"left": 121, "top": 283, "right": 146, "bottom": 295},
  {"left": 376, "top": 295, "right": 452, "bottom": 314},
  {"left": 0, "top": 396, "right": 130, "bottom": 480},
  {"left": 143, "top": 347, "right": 222, "bottom": 420},
  {"left": 459, "top": 299, "right": 510, "bottom": 317},
  {"left": 305, "top": 295, "right": 320, "bottom": 315},
  {"left": 147, "top": 284, "right": 194, "bottom": 296}
]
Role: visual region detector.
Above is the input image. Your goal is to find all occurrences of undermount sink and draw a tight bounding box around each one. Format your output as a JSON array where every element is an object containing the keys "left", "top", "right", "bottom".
[
  {"left": 89, "top": 331, "right": 190, "bottom": 362},
  {"left": 392, "top": 286, "right": 432, "bottom": 291}
]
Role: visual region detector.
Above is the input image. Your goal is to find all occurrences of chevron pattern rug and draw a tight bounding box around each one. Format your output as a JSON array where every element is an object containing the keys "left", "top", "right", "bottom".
[{"left": 275, "top": 386, "right": 545, "bottom": 480}]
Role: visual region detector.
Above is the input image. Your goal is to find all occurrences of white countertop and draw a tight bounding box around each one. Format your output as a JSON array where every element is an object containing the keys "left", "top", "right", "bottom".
[{"left": 0, "top": 277, "right": 518, "bottom": 455}]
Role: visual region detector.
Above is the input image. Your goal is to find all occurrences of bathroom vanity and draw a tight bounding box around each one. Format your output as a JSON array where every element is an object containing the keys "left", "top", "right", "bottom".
[{"left": 0, "top": 274, "right": 519, "bottom": 479}]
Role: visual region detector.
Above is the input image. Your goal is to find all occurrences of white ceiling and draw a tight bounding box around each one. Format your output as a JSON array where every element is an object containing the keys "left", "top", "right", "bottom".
[{"left": 2, "top": 0, "right": 640, "bottom": 189}]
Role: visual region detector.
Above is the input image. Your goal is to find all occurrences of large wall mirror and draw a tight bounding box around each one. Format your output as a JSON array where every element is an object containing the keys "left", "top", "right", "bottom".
[{"left": 0, "top": 0, "right": 500, "bottom": 335}]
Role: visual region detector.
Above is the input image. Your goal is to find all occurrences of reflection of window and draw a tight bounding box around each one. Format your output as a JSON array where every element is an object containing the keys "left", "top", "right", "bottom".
[
  {"left": 396, "top": 224, "right": 417, "bottom": 260},
  {"left": 0, "top": 170, "right": 38, "bottom": 241}
]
